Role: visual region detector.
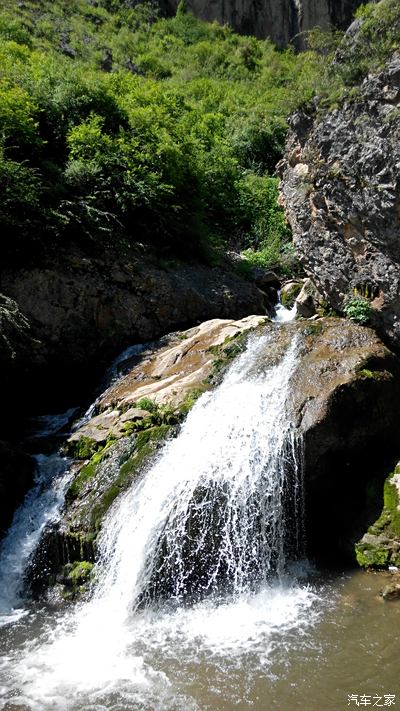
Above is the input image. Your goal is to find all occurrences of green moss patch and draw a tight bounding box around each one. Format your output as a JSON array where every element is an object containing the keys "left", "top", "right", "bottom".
[
  {"left": 208, "top": 330, "right": 252, "bottom": 382},
  {"left": 90, "top": 424, "right": 173, "bottom": 531},
  {"left": 60, "top": 560, "right": 94, "bottom": 599},
  {"left": 65, "top": 436, "right": 101, "bottom": 460},
  {"left": 355, "top": 542, "right": 390, "bottom": 568},
  {"left": 281, "top": 282, "right": 302, "bottom": 308},
  {"left": 66, "top": 448, "right": 106, "bottom": 502},
  {"left": 355, "top": 465, "right": 400, "bottom": 568},
  {"left": 357, "top": 368, "right": 391, "bottom": 382},
  {"left": 369, "top": 468, "right": 400, "bottom": 539}
]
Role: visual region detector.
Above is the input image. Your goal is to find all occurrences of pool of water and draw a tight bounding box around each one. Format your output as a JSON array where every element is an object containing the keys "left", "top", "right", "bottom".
[{"left": 0, "top": 569, "right": 399, "bottom": 711}]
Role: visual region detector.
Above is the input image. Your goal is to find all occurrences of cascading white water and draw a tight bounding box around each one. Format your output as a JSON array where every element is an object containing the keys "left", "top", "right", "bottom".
[
  {"left": 0, "top": 453, "right": 71, "bottom": 626},
  {"left": 93, "top": 331, "right": 303, "bottom": 620},
  {"left": 0, "top": 329, "right": 325, "bottom": 711}
]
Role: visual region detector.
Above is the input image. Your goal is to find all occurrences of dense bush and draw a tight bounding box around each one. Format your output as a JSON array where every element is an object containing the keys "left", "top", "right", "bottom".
[{"left": 2, "top": 0, "right": 396, "bottom": 270}]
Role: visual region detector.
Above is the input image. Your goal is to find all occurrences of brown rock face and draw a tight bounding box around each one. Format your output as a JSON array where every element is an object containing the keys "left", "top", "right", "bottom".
[
  {"left": 68, "top": 315, "right": 268, "bottom": 446},
  {"left": 0, "top": 253, "right": 269, "bottom": 420},
  {"left": 1, "top": 258, "right": 267, "bottom": 373},
  {"left": 278, "top": 52, "right": 400, "bottom": 352}
]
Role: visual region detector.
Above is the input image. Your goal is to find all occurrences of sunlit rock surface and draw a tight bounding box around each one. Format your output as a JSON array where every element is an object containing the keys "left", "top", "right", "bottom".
[{"left": 279, "top": 52, "right": 400, "bottom": 351}]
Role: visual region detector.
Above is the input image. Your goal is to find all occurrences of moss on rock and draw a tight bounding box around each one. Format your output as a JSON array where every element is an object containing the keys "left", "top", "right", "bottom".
[
  {"left": 60, "top": 560, "right": 94, "bottom": 600},
  {"left": 90, "top": 424, "right": 173, "bottom": 531},
  {"left": 65, "top": 436, "right": 100, "bottom": 460},
  {"left": 355, "top": 464, "right": 400, "bottom": 568},
  {"left": 281, "top": 282, "right": 302, "bottom": 308}
]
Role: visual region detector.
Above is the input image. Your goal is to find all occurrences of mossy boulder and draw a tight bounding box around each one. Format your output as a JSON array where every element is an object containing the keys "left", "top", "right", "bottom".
[
  {"left": 28, "top": 314, "right": 400, "bottom": 593},
  {"left": 280, "top": 280, "right": 303, "bottom": 309},
  {"left": 356, "top": 464, "right": 400, "bottom": 569}
]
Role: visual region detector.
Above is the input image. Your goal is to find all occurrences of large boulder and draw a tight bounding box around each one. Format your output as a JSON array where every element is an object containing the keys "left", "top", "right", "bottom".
[
  {"left": 25, "top": 314, "right": 268, "bottom": 593},
  {"left": 290, "top": 319, "right": 400, "bottom": 563},
  {"left": 278, "top": 52, "right": 400, "bottom": 352}
]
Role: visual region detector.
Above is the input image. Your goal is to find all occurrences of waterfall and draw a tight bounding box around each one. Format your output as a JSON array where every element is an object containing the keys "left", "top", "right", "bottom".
[
  {"left": 93, "top": 331, "right": 303, "bottom": 620},
  {"left": 0, "top": 329, "right": 321, "bottom": 711},
  {"left": 0, "top": 453, "right": 71, "bottom": 626}
]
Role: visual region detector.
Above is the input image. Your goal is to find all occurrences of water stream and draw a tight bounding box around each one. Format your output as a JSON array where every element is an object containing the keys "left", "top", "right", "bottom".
[{"left": 0, "top": 321, "right": 399, "bottom": 710}]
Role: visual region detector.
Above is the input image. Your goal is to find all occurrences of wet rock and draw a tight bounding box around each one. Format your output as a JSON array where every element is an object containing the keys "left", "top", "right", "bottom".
[
  {"left": 68, "top": 316, "right": 400, "bottom": 567},
  {"left": 120, "top": 407, "right": 151, "bottom": 423},
  {"left": 284, "top": 318, "right": 400, "bottom": 564},
  {"left": 68, "top": 314, "right": 268, "bottom": 445},
  {"left": 356, "top": 463, "right": 400, "bottom": 569},
  {"left": 279, "top": 51, "right": 400, "bottom": 352},
  {"left": 381, "top": 584, "right": 400, "bottom": 601},
  {"left": 32, "top": 315, "right": 400, "bottom": 588},
  {"left": 280, "top": 280, "right": 303, "bottom": 309},
  {"left": 247, "top": 268, "right": 280, "bottom": 307}
]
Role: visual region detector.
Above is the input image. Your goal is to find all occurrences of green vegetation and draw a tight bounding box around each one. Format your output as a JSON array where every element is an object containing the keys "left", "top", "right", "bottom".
[
  {"left": 61, "top": 560, "right": 94, "bottom": 598},
  {"left": 343, "top": 295, "right": 374, "bottom": 325},
  {"left": 0, "top": 1, "right": 398, "bottom": 271},
  {"left": 305, "top": 0, "right": 400, "bottom": 109},
  {"left": 66, "top": 447, "right": 106, "bottom": 500},
  {"left": 340, "top": 0, "right": 400, "bottom": 83},
  {"left": 0, "top": 0, "right": 327, "bottom": 272},
  {"left": 91, "top": 423, "right": 172, "bottom": 530},
  {"left": 1, "top": 0, "right": 398, "bottom": 271},
  {"left": 368, "top": 467, "right": 400, "bottom": 539},
  {"left": 66, "top": 435, "right": 101, "bottom": 460}
]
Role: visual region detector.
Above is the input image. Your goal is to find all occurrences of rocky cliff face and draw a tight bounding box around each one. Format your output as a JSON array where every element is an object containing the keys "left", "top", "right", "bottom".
[
  {"left": 279, "top": 51, "right": 400, "bottom": 351},
  {"left": 162, "top": 0, "right": 362, "bottom": 47},
  {"left": 0, "top": 251, "right": 269, "bottom": 417}
]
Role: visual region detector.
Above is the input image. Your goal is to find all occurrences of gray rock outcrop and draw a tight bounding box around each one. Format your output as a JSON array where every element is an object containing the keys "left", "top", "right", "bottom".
[
  {"left": 0, "top": 253, "right": 268, "bottom": 410},
  {"left": 279, "top": 51, "right": 400, "bottom": 351},
  {"left": 162, "top": 0, "right": 362, "bottom": 48}
]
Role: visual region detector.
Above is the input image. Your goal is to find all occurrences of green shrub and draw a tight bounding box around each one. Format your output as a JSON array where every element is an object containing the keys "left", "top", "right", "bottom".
[
  {"left": 343, "top": 295, "right": 374, "bottom": 325},
  {"left": 0, "top": 0, "right": 335, "bottom": 264}
]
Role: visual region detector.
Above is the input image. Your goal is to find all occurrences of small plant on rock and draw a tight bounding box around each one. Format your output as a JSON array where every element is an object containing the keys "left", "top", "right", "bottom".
[{"left": 343, "top": 295, "right": 373, "bottom": 325}]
